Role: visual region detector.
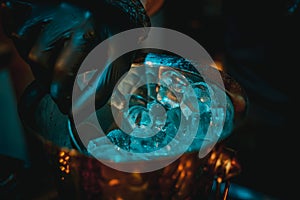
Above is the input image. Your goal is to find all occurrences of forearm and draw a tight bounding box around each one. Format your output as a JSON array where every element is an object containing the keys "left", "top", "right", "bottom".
[
  {"left": 1, "top": 0, "right": 150, "bottom": 28},
  {"left": 1, "top": 0, "right": 150, "bottom": 114}
]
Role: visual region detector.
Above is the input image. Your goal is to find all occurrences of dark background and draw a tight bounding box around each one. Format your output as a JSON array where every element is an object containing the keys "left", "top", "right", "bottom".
[
  {"left": 1, "top": 0, "right": 298, "bottom": 199},
  {"left": 153, "top": 0, "right": 298, "bottom": 199}
]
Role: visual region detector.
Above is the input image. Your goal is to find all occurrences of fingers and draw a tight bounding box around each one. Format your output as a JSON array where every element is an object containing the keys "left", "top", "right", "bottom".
[
  {"left": 94, "top": 52, "right": 134, "bottom": 109},
  {"left": 20, "top": 3, "right": 98, "bottom": 114},
  {"left": 71, "top": 51, "right": 134, "bottom": 123},
  {"left": 50, "top": 22, "right": 99, "bottom": 115},
  {"left": 26, "top": 20, "right": 70, "bottom": 86},
  {"left": 3, "top": 1, "right": 149, "bottom": 119},
  {"left": 5, "top": 2, "right": 55, "bottom": 60}
]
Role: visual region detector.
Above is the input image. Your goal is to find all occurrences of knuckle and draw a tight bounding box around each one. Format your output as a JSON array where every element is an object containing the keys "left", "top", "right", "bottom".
[
  {"left": 50, "top": 82, "right": 72, "bottom": 114},
  {"left": 54, "top": 62, "right": 75, "bottom": 77},
  {"left": 28, "top": 47, "right": 42, "bottom": 63}
]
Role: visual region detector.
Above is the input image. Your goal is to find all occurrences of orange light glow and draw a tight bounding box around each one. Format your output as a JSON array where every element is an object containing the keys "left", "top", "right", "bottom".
[
  {"left": 211, "top": 60, "right": 224, "bottom": 71},
  {"left": 210, "top": 152, "right": 217, "bottom": 160},
  {"left": 186, "top": 160, "right": 192, "bottom": 168},
  {"left": 108, "top": 179, "right": 120, "bottom": 186},
  {"left": 178, "top": 164, "right": 183, "bottom": 171},
  {"left": 59, "top": 151, "right": 65, "bottom": 157},
  {"left": 180, "top": 171, "right": 186, "bottom": 179}
]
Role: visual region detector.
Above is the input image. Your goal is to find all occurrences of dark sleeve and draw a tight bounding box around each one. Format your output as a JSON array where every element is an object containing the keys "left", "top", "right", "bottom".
[{"left": 1, "top": 0, "right": 150, "bottom": 28}]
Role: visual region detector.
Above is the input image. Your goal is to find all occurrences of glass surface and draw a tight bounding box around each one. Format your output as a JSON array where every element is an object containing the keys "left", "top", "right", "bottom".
[
  {"left": 19, "top": 52, "right": 248, "bottom": 159},
  {"left": 87, "top": 59, "right": 237, "bottom": 162},
  {"left": 18, "top": 52, "right": 248, "bottom": 199}
]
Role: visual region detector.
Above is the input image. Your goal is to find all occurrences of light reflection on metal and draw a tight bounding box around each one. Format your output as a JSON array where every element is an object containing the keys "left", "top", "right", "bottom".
[
  {"left": 208, "top": 145, "right": 241, "bottom": 200},
  {"left": 58, "top": 150, "right": 71, "bottom": 180},
  {"left": 211, "top": 60, "right": 224, "bottom": 71},
  {"left": 108, "top": 179, "right": 120, "bottom": 186},
  {"left": 43, "top": 139, "right": 243, "bottom": 199}
]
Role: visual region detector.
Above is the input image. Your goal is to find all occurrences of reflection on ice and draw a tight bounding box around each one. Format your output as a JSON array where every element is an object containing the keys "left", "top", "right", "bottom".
[{"left": 87, "top": 63, "right": 234, "bottom": 162}]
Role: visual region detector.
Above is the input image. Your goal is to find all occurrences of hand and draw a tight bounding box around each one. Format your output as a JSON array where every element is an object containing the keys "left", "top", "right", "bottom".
[{"left": 1, "top": 0, "right": 150, "bottom": 118}]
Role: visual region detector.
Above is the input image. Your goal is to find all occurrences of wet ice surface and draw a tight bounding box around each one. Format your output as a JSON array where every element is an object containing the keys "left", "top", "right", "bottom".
[{"left": 87, "top": 61, "right": 234, "bottom": 162}]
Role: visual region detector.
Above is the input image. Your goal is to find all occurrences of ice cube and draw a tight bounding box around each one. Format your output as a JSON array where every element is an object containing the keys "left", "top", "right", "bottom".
[
  {"left": 106, "top": 129, "right": 131, "bottom": 151},
  {"left": 191, "top": 82, "right": 212, "bottom": 104},
  {"left": 126, "top": 105, "right": 151, "bottom": 129},
  {"left": 159, "top": 70, "right": 189, "bottom": 94},
  {"left": 147, "top": 100, "right": 167, "bottom": 132},
  {"left": 157, "top": 70, "right": 190, "bottom": 109}
]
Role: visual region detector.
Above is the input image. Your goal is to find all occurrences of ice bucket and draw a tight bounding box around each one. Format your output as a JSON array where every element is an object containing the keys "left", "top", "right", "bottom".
[{"left": 18, "top": 52, "right": 247, "bottom": 199}]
